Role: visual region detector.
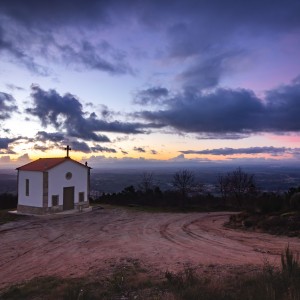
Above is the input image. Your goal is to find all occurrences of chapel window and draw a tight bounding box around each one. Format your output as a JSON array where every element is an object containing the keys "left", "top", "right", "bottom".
[
  {"left": 52, "top": 195, "right": 59, "bottom": 206},
  {"left": 25, "top": 179, "right": 29, "bottom": 196},
  {"left": 79, "top": 192, "right": 84, "bottom": 202}
]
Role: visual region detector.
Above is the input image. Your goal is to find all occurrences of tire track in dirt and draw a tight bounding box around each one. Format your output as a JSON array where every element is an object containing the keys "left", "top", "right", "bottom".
[{"left": 1, "top": 207, "right": 299, "bottom": 289}]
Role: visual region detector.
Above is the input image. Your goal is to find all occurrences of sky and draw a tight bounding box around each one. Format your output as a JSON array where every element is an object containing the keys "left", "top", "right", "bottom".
[{"left": 1, "top": 0, "right": 300, "bottom": 168}]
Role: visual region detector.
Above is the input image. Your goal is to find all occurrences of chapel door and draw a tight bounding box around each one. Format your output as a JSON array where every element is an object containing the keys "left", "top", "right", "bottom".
[{"left": 63, "top": 187, "right": 74, "bottom": 210}]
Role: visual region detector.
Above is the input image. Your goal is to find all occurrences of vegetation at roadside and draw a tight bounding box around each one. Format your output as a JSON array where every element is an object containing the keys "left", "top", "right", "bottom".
[
  {"left": 0, "top": 193, "right": 17, "bottom": 210},
  {"left": 0, "top": 193, "right": 24, "bottom": 225},
  {"left": 1, "top": 246, "right": 299, "bottom": 300},
  {"left": 0, "top": 210, "right": 28, "bottom": 225},
  {"left": 226, "top": 185, "right": 300, "bottom": 237}
]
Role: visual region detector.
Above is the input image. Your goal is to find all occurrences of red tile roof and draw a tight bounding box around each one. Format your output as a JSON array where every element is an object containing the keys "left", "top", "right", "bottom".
[{"left": 17, "top": 157, "right": 90, "bottom": 171}]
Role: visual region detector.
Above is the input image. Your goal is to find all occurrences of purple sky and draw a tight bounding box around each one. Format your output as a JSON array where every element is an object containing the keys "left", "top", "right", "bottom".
[{"left": 1, "top": 0, "right": 300, "bottom": 167}]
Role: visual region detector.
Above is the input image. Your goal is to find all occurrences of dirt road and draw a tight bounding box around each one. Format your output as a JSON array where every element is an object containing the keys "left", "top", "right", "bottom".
[{"left": 0, "top": 207, "right": 299, "bottom": 289}]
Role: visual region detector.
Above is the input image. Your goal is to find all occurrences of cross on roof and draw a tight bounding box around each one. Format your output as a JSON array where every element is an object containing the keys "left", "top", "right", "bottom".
[{"left": 65, "top": 145, "right": 71, "bottom": 158}]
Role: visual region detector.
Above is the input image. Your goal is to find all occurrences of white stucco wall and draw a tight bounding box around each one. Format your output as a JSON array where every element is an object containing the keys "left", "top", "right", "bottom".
[
  {"left": 18, "top": 170, "right": 43, "bottom": 207},
  {"left": 48, "top": 160, "right": 88, "bottom": 207}
]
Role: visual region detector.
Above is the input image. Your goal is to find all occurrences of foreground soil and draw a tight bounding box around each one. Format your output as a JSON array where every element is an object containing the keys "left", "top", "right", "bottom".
[{"left": 0, "top": 206, "right": 299, "bottom": 290}]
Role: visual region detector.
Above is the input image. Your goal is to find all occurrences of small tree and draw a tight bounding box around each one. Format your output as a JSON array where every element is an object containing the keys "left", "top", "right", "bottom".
[
  {"left": 218, "top": 167, "right": 256, "bottom": 207},
  {"left": 217, "top": 174, "right": 231, "bottom": 201},
  {"left": 172, "top": 169, "right": 195, "bottom": 200},
  {"left": 138, "top": 172, "right": 154, "bottom": 193}
]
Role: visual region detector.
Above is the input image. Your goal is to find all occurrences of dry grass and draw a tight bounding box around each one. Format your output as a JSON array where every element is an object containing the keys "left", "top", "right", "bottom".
[{"left": 1, "top": 246, "right": 299, "bottom": 300}]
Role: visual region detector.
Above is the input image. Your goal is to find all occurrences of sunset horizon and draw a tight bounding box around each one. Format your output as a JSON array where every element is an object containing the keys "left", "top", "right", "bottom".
[{"left": 1, "top": 1, "right": 300, "bottom": 169}]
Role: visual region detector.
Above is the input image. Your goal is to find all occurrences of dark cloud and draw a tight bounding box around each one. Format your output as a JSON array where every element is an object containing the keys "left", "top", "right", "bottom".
[
  {"left": 0, "top": 5, "right": 132, "bottom": 76},
  {"left": 36, "top": 131, "right": 65, "bottom": 142},
  {"left": 137, "top": 87, "right": 264, "bottom": 136},
  {"left": 27, "top": 86, "right": 110, "bottom": 142},
  {"left": 134, "top": 147, "right": 146, "bottom": 153},
  {"left": 160, "top": 1, "right": 300, "bottom": 89},
  {"left": 56, "top": 40, "right": 133, "bottom": 75},
  {"left": 163, "top": 1, "right": 300, "bottom": 54},
  {"left": 178, "top": 50, "right": 243, "bottom": 89},
  {"left": 265, "top": 77, "right": 300, "bottom": 132},
  {"left": 137, "top": 77, "right": 300, "bottom": 138},
  {"left": 196, "top": 133, "right": 250, "bottom": 140},
  {"left": 1, "top": 1, "right": 299, "bottom": 31},
  {"left": 34, "top": 133, "right": 116, "bottom": 154},
  {"left": 180, "top": 147, "right": 292, "bottom": 156},
  {"left": 151, "top": 150, "right": 158, "bottom": 155},
  {"left": 0, "top": 26, "right": 49, "bottom": 76},
  {"left": 134, "top": 87, "right": 169, "bottom": 105},
  {"left": 69, "top": 141, "right": 91, "bottom": 153},
  {"left": 91, "top": 145, "right": 117, "bottom": 153},
  {"left": 0, "top": 0, "right": 111, "bottom": 27},
  {"left": 0, "top": 137, "right": 18, "bottom": 149},
  {"left": 0, "top": 92, "right": 17, "bottom": 120},
  {"left": 100, "top": 105, "right": 111, "bottom": 119},
  {"left": 1, "top": 0, "right": 300, "bottom": 83},
  {"left": 33, "top": 144, "right": 49, "bottom": 152},
  {"left": 27, "top": 86, "right": 162, "bottom": 141}
]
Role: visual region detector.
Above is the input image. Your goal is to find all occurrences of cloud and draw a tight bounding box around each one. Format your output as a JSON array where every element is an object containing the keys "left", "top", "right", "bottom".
[
  {"left": 169, "top": 154, "right": 186, "bottom": 162},
  {"left": 6, "top": 83, "right": 25, "bottom": 91},
  {"left": 151, "top": 150, "right": 158, "bottom": 155},
  {"left": 91, "top": 145, "right": 117, "bottom": 153},
  {"left": 0, "top": 149, "right": 15, "bottom": 154},
  {"left": 265, "top": 77, "right": 300, "bottom": 131},
  {"left": 0, "top": 1, "right": 111, "bottom": 27},
  {"left": 159, "top": 1, "right": 300, "bottom": 89},
  {"left": 180, "top": 147, "right": 295, "bottom": 156},
  {"left": 178, "top": 50, "right": 244, "bottom": 89},
  {"left": 33, "top": 144, "right": 49, "bottom": 152},
  {"left": 163, "top": 1, "right": 300, "bottom": 54},
  {"left": 0, "top": 155, "right": 11, "bottom": 163},
  {"left": 56, "top": 39, "right": 133, "bottom": 75},
  {"left": 137, "top": 87, "right": 264, "bottom": 137},
  {"left": 2, "top": 1, "right": 299, "bottom": 31},
  {"left": 36, "top": 131, "right": 65, "bottom": 142},
  {"left": 26, "top": 85, "right": 158, "bottom": 142},
  {"left": 0, "top": 26, "right": 49, "bottom": 76},
  {"left": 69, "top": 141, "right": 91, "bottom": 153},
  {"left": 134, "top": 147, "right": 146, "bottom": 153},
  {"left": 133, "top": 87, "right": 169, "bottom": 105},
  {"left": 33, "top": 134, "right": 117, "bottom": 154},
  {"left": 0, "top": 92, "right": 17, "bottom": 120},
  {"left": 1, "top": 0, "right": 300, "bottom": 84},
  {"left": 137, "top": 77, "right": 300, "bottom": 138},
  {"left": 16, "top": 153, "right": 31, "bottom": 164},
  {"left": 0, "top": 137, "right": 18, "bottom": 149},
  {"left": 0, "top": 4, "right": 133, "bottom": 76}
]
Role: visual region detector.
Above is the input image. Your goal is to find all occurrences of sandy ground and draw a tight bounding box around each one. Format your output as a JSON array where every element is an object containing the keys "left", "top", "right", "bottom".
[{"left": 0, "top": 206, "right": 300, "bottom": 289}]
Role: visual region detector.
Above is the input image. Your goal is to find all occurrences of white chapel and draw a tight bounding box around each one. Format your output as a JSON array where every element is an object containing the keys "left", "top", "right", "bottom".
[{"left": 16, "top": 146, "right": 91, "bottom": 214}]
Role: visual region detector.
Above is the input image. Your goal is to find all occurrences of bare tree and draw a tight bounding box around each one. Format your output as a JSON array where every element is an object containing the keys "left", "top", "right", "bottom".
[
  {"left": 172, "top": 169, "right": 195, "bottom": 198},
  {"left": 218, "top": 167, "right": 256, "bottom": 207},
  {"left": 217, "top": 174, "right": 231, "bottom": 201},
  {"left": 139, "top": 172, "right": 154, "bottom": 193}
]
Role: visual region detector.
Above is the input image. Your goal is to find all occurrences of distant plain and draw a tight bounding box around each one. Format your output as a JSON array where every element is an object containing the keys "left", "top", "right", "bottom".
[{"left": 2, "top": 164, "right": 300, "bottom": 195}]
